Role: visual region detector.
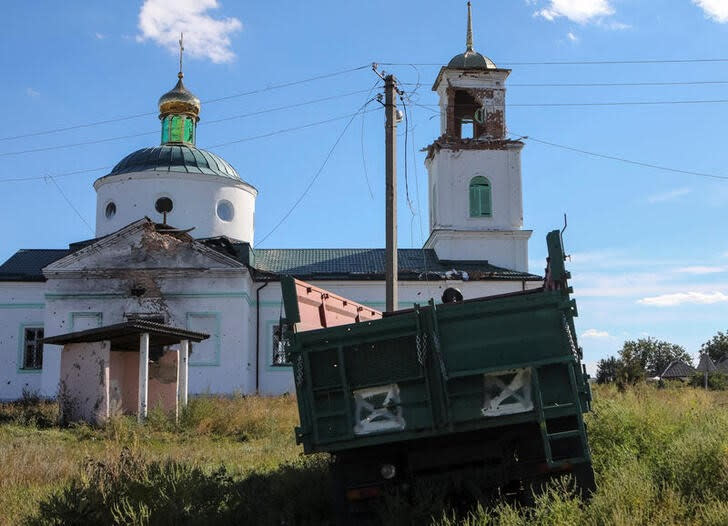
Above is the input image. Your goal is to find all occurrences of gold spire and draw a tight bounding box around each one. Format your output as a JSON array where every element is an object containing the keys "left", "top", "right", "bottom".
[
  {"left": 178, "top": 32, "right": 184, "bottom": 79},
  {"left": 466, "top": 1, "right": 474, "bottom": 52}
]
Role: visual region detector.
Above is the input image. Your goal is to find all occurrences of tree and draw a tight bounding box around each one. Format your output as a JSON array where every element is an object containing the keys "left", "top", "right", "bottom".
[
  {"left": 618, "top": 337, "right": 692, "bottom": 379},
  {"left": 699, "top": 331, "right": 728, "bottom": 363},
  {"left": 596, "top": 356, "right": 621, "bottom": 384}
]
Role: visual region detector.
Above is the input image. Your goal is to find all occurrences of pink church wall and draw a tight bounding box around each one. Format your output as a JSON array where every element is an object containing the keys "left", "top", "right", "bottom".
[
  {"left": 109, "top": 351, "right": 139, "bottom": 415},
  {"left": 60, "top": 341, "right": 110, "bottom": 425},
  {"left": 62, "top": 343, "right": 179, "bottom": 424},
  {"left": 149, "top": 351, "right": 178, "bottom": 414}
]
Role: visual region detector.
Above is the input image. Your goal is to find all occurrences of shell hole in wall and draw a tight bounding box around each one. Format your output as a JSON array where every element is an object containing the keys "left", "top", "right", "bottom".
[
  {"left": 155, "top": 197, "right": 173, "bottom": 214},
  {"left": 105, "top": 202, "right": 116, "bottom": 219},
  {"left": 216, "top": 200, "right": 234, "bottom": 222}
]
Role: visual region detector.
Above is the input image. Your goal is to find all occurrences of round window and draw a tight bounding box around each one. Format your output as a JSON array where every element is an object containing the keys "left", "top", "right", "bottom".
[
  {"left": 105, "top": 201, "right": 116, "bottom": 219},
  {"left": 216, "top": 200, "right": 234, "bottom": 222},
  {"left": 155, "top": 197, "right": 173, "bottom": 214}
]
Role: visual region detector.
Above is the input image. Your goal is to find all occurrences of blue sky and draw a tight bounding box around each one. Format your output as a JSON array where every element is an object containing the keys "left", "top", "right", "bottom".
[{"left": 2, "top": 0, "right": 728, "bottom": 370}]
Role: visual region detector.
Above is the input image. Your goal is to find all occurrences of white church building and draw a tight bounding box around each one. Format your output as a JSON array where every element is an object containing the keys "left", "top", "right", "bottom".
[{"left": 0, "top": 11, "right": 541, "bottom": 400}]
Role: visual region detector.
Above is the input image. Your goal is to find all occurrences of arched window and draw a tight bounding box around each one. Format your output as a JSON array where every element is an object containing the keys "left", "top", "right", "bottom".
[{"left": 469, "top": 176, "right": 492, "bottom": 217}]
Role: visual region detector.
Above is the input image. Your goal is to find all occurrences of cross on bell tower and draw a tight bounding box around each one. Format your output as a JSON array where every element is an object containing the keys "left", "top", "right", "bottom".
[{"left": 424, "top": 2, "right": 532, "bottom": 273}]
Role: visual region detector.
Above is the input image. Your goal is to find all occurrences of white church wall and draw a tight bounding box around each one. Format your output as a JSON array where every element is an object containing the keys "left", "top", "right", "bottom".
[
  {"left": 94, "top": 172, "right": 257, "bottom": 242},
  {"left": 427, "top": 147, "right": 524, "bottom": 232},
  {"left": 40, "top": 271, "right": 254, "bottom": 398},
  {"left": 0, "top": 283, "right": 46, "bottom": 400},
  {"left": 425, "top": 230, "right": 531, "bottom": 273}
]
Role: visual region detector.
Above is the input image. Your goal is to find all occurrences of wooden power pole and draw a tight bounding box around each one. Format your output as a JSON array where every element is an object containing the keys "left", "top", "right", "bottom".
[{"left": 384, "top": 74, "right": 398, "bottom": 313}]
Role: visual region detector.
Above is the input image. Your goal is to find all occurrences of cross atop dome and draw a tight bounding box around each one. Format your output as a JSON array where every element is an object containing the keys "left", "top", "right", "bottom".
[
  {"left": 158, "top": 33, "right": 200, "bottom": 145},
  {"left": 447, "top": 2, "right": 497, "bottom": 70}
]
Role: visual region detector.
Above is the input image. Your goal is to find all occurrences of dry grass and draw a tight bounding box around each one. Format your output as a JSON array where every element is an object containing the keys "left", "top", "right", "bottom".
[
  {"left": 3, "top": 385, "right": 728, "bottom": 525},
  {"left": 0, "top": 394, "right": 304, "bottom": 525}
]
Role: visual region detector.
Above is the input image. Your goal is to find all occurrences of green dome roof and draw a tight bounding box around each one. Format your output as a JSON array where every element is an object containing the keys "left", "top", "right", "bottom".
[
  {"left": 108, "top": 145, "right": 242, "bottom": 181},
  {"left": 447, "top": 50, "right": 497, "bottom": 69}
]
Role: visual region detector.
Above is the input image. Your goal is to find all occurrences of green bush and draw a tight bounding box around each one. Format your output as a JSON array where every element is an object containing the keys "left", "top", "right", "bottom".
[
  {"left": 689, "top": 372, "right": 728, "bottom": 390},
  {"left": 26, "top": 449, "right": 332, "bottom": 526}
]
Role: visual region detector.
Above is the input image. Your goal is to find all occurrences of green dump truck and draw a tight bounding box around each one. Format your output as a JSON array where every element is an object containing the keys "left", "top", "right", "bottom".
[{"left": 281, "top": 231, "right": 595, "bottom": 522}]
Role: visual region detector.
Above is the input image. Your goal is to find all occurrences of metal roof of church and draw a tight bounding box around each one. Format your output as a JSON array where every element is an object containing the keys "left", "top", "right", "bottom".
[
  {"left": 102, "top": 145, "right": 242, "bottom": 181},
  {"left": 0, "top": 244, "right": 541, "bottom": 283},
  {"left": 249, "top": 248, "right": 541, "bottom": 281},
  {"left": 0, "top": 249, "right": 71, "bottom": 281}
]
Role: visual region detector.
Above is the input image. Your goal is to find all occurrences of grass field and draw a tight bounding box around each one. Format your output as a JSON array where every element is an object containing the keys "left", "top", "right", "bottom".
[{"left": 1, "top": 384, "right": 727, "bottom": 525}]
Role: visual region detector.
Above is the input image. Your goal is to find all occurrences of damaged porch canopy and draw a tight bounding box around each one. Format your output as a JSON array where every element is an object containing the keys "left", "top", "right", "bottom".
[{"left": 44, "top": 320, "right": 208, "bottom": 424}]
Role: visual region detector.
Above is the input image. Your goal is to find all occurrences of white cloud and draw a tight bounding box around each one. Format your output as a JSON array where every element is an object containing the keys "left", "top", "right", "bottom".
[
  {"left": 137, "top": 0, "right": 242, "bottom": 64},
  {"left": 26, "top": 88, "right": 40, "bottom": 97},
  {"left": 675, "top": 266, "right": 726, "bottom": 275},
  {"left": 95, "top": 32, "right": 105, "bottom": 40},
  {"left": 638, "top": 291, "right": 728, "bottom": 307},
  {"left": 647, "top": 187, "right": 691, "bottom": 204},
  {"left": 536, "top": 0, "right": 614, "bottom": 24},
  {"left": 581, "top": 328, "right": 610, "bottom": 339},
  {"left": 694, "top": 0, "right": 728, "bottom": 23},
  {"left": 567, "top": 31, "right": 579, "bottom": 41}
]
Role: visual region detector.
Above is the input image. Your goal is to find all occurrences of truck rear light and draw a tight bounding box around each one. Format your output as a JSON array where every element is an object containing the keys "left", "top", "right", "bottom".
[{"left": 346, "top": 486, "right": 382, "bottom": 501}]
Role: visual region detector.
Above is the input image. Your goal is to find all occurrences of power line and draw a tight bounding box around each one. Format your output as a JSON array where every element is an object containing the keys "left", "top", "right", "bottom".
[
  {"left": 256, "top": 98, "right": 378, "bottom": 246},
  {"left": 0, "top": 64, "right": 372, "bottom": 143},
  {"left": 207, "top": 107, "right": 381, "bottom": 150},
  {"left": 381, "top": 57, "right": 728, "bottom": 67},
  {"left": 0, "top": 166, "right": 112, "bottom": 183},
  {"left": 0, "top": 107, "right": 382, "bottom": 184},
  {"left": 0, "top": 88, "right": 377, "bottom": 158},
  {"left": 520, "top": 134, "right": 728, "bottom": 181},
  {"left": 414, "top": 98, "right": 728, "bottom": 110},
  {"left": 400, "top": 79, "right": 728, "bottom": 88},
  {"left": 46, "top": 175, "right": 95, "bottom": 233}
]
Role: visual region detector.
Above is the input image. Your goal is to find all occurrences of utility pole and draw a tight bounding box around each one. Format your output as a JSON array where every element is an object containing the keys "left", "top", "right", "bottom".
[{"left": 384, "top": 74, "right": 398, "bottom": 313}]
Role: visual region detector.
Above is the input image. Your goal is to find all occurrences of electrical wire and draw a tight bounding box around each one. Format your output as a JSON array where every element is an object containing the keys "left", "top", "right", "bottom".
[
  {"left": 46, "top": 175, "right": 95, "bottom": 233},
  {"left": 399, "top": 95, "right": 416, "bottom": 215},
  {"left": 0, "top": 166, "right": 112, "bottom": 183},
  {"left": 359, "top": 80, "right": 382, "bottom": 199},
  {"left": 380, "top": 57, "right": 728, "bottom": 66},
  {"left": 0, "top": 64, "right": 372, "bottom": 143},
  {"left": 519, "top": 134, "right": 728, "bottom": 181},
  {"left": 0, "top": 88, "right": 377, "bottom": 158},
  {"left": 255, "top": 98, "right": 381, "bottom": 246},
  {"left": 207, "top": 107, "right": 381, "bottom": 150},
  {"left": 414, "top": 99, "right": 728, "bottom": 109},
  {"left": 0, "top": 108, "right": 382, "bottom": 184},
  {"left": 399, "top": 79, "right": 728, "bottom": 88}
]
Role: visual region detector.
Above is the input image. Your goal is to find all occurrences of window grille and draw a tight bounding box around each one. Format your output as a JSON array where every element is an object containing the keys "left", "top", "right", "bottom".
[
  {"left": 23, "top": 327, "right": 44, "bottom": 370},
  {"left": 272, "top": 324, "right": 290, "bottom": 366}
]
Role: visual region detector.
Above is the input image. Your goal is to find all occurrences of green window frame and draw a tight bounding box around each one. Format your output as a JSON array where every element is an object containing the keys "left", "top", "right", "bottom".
[{"left": 469, "top": 176, "right": 492, "bottom": 217}]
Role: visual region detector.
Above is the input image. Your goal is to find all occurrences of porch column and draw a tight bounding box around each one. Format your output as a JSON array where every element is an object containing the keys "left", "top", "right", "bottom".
[
  {"left": 179, "top": 339, "right": 189, "bottom": 408},
  {"left": 138, "top": 332, "right": 150, "bottom": 422}
]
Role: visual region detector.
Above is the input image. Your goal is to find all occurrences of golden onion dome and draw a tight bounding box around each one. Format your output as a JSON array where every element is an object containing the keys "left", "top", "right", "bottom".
[{"left": 158, "top": 73, "right": 201, "bottom": 121}]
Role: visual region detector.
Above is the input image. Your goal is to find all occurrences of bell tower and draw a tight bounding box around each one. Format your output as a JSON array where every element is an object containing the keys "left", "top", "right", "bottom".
[{"left": 424, "top": 2, "right": 531, "bottom": 272}]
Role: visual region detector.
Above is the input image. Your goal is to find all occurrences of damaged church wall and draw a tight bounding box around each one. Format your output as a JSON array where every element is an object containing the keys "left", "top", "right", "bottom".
[
  {"left": 39, "top": 221, "right": 253, "bottom": 398},
  {"left": 59, "top": 341, "right": 110, "bottom": 424},
  {"left": 0, "top": 283, "right": 46, "bottom": 400}
]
